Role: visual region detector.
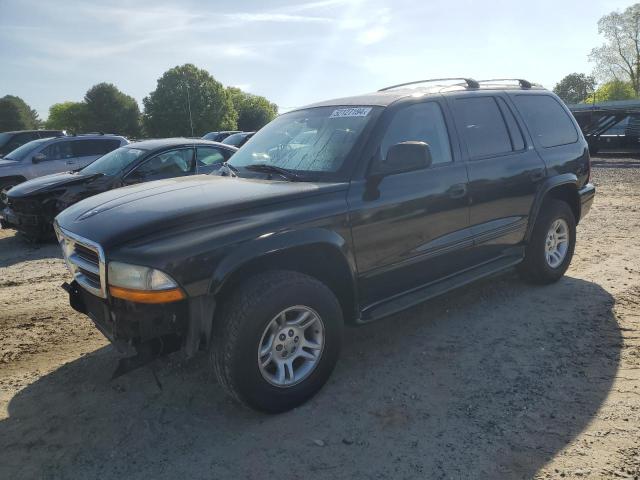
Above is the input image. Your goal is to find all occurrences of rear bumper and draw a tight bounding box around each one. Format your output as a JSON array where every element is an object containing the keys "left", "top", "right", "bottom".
[{"left": 578, "top": 183, "right": 595, "bottom": 220}]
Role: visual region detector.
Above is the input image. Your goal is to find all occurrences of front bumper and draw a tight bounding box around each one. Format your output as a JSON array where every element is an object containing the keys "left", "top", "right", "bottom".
[
  {"left": 578, "top": 183, "right": 596, "bottom": 220},
  {"left": 0, "top": 206, "right": 45, "bottom": 232},
  {"left": 64, "top": 280, "right": 189, "bottom": 354}
]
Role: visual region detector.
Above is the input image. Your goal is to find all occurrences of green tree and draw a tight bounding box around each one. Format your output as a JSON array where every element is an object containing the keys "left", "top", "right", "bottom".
[
  {"left": 45, "top": 101, "right": 88, "bottom": 132},
  {"left": 227, "top": 87, "right": 278, "bottom": 131},
  {"left": 143, "top": 64, "right": 237, "bottom": 137},
  {"left": 0, "top": 95, "right": 40, "bottom": 131},
  {"left": 583, "top": 79, "right": 637, "bottom": 103},
  {"left": 84, "top": 83, "right": 141, "bottom": 137},
  {"left": 553, "top": 73, "right": 596, "bottom": 104},
  {"left": 589, "top": 3, "right": 640, "bottom": 96}
]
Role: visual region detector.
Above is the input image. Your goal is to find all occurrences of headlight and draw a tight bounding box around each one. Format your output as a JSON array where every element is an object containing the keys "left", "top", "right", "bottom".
[{"left": 107, "top": 262, "right": 185, "bottom": 303}]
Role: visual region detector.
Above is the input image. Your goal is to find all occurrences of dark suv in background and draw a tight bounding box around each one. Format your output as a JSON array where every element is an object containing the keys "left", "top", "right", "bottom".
[
  {"left": 55, "top": 78, "right": 595, "bottom": 413},
  {"left": 0, "top": 129, "right": 65, "bottom": 157}
]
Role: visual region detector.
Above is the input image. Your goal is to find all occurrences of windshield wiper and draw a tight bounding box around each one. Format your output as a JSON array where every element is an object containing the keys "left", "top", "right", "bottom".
[
  {"left": 221, "top": 161, "right": 238, "bottom": 177},
  {"left": 244, "top": 163, "right": 302, "bottom": 181}
]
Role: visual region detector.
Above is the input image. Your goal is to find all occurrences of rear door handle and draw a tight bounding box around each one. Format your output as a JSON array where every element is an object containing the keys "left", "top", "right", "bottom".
[{"left": 448, "top": 183, "right": 467, "bottom": 199}]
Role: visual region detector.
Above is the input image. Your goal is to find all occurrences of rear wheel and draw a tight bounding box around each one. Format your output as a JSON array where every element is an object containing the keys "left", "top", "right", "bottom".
[
  {"left": 518, "top": 199, "right": 576, "bottom": 284},
  {"left": 211, "top": 270, "right": 343, "bottom": 413}
]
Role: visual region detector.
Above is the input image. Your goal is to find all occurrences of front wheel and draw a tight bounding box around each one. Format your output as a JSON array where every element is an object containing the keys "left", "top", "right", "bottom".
[
  {"left": 518, "top": 199, "right": 576, "bottom": 284},
  {"left": 211, "top": 270, "right": 343, "bottom": 413}
]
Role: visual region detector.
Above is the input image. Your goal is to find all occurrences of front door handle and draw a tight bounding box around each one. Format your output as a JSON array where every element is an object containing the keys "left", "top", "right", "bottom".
[{"left": 448, "top": 183, "right": 467, "bottom": 199}]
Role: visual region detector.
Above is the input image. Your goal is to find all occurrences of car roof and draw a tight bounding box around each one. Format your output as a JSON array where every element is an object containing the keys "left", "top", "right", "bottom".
[
  {"left": 296, "top": 79, "right": 548, "bottom": 111},
  {"left": 1, "top": 129, "right": 63, "bottom": 135},
  {"left": 126, "top": 137, "right": 238, "bottom": 151}
]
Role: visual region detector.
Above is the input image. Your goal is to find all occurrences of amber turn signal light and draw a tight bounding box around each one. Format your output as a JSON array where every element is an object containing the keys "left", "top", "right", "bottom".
[{"left": 109, "top": 286, "right": 186, "bottom": 304}]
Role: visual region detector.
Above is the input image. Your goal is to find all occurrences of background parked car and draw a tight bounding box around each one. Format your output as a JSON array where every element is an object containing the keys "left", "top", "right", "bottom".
[
  {"left": 0, "top": 134, "right": 128, "bottom": 207},
  {"left": 202, "top": 131, "right": 241, "bottom": 142},
  {"left": 221, "top": 131, "right": 255, "bottom": 147},
  {"left": 0, "top": 129, "right": 66, "bottom": 157},
  {"left": 1, "top": 138, "right": 237, "bottom": 239}
]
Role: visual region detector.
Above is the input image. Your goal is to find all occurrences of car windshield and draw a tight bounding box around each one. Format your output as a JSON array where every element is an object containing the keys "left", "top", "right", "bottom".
[
  {"left": 81, "top": 147, "right": 146, "bottom": 176},
  {"left": 222, "top": 133, "right": 247, "bottom": 146},
  {"left": 228, "top": 106, "right": 377, "bottom": 176},
  {"left": 3, "top": 138, "right": 49, "bottom": 161}
]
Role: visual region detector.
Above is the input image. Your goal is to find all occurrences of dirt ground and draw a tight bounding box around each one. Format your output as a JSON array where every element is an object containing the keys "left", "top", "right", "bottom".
[{"left": 0, "top": 159, "right": 638, "bottom": 480}]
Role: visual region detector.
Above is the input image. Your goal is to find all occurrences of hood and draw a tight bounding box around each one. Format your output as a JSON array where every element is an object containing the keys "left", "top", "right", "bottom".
[
  {"left": 8, "top": 171, "right": 104, "bottom": 197},
  {"left": 0, "top": 159, "right": 19, "bottom": 168},
  {"left": 56, "top": 175, "right": 346, "bottom": 247}
]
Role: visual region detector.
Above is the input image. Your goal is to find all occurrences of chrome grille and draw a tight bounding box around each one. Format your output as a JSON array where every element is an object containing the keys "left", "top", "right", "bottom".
[{"left": 54, "top": 222, "right": 107, "bottom": 298}]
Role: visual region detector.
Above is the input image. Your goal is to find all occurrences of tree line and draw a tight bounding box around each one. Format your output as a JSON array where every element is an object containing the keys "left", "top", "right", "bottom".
[
  {"left": 554, "top": 3, "right": 640, "bottom": 104},
  {"left": 0, "top": 64, "right": 278, "bottom": 137}
]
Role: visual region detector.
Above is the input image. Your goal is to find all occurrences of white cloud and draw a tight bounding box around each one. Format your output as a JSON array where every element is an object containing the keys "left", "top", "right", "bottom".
[
  {"left": 357, "top": 26, "right": 389, "bottom": 45},
  {"left": 224, "top": 13, "right": 332, "bottom": 24}
]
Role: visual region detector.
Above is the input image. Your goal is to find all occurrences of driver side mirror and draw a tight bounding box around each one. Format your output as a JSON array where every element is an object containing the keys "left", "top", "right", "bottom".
[
  {"left": 32, "top": 153, "right": 46, "bottom": 164},
  {"left": 383, "top": 141, "right": 432, "bottom": 174}
]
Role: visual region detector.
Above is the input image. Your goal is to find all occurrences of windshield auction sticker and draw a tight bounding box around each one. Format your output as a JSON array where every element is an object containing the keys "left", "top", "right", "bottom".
[{"left": 329, "top": 107, "right": 372, "bottom": 118}]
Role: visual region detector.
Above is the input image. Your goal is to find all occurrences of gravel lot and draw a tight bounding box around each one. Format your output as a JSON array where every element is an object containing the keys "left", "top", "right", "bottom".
[{"left": 0, "top": 159, "right": 638, "bottom": 479}]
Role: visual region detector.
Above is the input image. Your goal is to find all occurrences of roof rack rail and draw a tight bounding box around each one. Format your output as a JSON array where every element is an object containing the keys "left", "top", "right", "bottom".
[
  {"left": 478, "top": 78, "right": 534, "bottom": 89},
  {"left": 378, "top": 77, "right": 480, "bottom": 92}
]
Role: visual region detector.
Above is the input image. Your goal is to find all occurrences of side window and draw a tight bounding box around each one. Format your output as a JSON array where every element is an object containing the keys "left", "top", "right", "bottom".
[
  {"left": 72, "top": 139, "right": 120, "bottom": 157},
  {"left": 453, "top": 97, "right": 512, "bottom": 158},
  {"left": 42, "top": 141, "right": 74, "bottom": 160},
  {"left": 128, "top": 149, "right": 194, "bottom": 182},
  {"left": 196, "top": 147, "right": 227, "bottom": 167},
  {"left": 379, "top": 102, "right": 453, "bottom": 166},
  {"left": 513, "top": 95, "right": 578, "bottom": 148},
  {"left": 6, "top": 132, "right": 38, "bottom": 151},
  {"left": 496, "top": 97, "right": 525, "bottom": 151}
]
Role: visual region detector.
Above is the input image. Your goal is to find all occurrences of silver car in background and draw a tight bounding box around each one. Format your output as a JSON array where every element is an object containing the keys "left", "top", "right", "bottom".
[{"left": 0, "top": 134, "right": 128, "bottom": 203}]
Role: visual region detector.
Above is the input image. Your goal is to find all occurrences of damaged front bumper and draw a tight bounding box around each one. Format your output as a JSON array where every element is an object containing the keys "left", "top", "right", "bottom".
[{"left": 63, "top": 280, "right": 215, "bottom": 376}]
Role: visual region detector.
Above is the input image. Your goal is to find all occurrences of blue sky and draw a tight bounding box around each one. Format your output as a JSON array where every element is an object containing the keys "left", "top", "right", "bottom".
[{"left": 0, "top": 0, "right": 635, "bottom": 119}]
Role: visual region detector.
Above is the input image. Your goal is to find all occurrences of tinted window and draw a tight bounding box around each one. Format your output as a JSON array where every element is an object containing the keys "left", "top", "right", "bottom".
[
  {"left": 454, "top": 97, "right": 512, "bottom": 158},
  {"left": 42, "top": 141, "right": 74, "bottom": 160},
  {"left": 72, "top": 139, "right": 121, "bottom": 156},
  {"left": 496, "top": 97, "right": 525, "bottom": 151},
  {"left": 513, "top": 95, "right": 578, "bottom": 148},
  {"left": 6, "top": 132, "right": 39, "bottom": 152},
  {"left": 196, "top": 147, "right": 226, "bottom": 167},
  {"left": 129, "top": 148, "right": 194, "bottom": 182},
  {"left": 380, "top": 102, "right": 452, "bottom": 165}
]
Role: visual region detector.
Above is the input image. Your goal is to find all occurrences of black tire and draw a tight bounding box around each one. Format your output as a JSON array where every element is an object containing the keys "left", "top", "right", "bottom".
[
  {"left": 518, "top": 199, "right": 576, "bottom": 284},
  {"left": 211, "top": 270, "right": 343, "bottom": 413}
]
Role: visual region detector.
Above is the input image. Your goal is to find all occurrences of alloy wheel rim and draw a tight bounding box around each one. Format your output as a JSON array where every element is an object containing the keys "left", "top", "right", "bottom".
[
  {"left": 257, "top": 305, "right": 325, "bottom": 388},
  {"left": 545, "top": 218, "right": 569, "bottom": 268}
]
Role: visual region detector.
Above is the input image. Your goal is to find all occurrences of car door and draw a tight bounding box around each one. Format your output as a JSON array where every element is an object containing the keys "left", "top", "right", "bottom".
[
  {"left": 124, "top": 148, "right": 195, "bottom": 185},
  {"left": 448, "top": 93, "right": 547, "bottom": 262},
  {"left": 348, "top": 100, "right": 471, "bottom": 307},
  {"left": 34, "top": 140, "right": 76, "bottom": 177},
  {"left": 195, "top": 146, "right": 231, "bottom": 174}
]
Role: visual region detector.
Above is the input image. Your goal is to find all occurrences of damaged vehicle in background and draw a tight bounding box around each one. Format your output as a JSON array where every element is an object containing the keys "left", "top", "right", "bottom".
[
  {"left": 1, "top": 138, "right": 237, "bottom": 240},
  {"left": 54, "top": 78, "right": 595, "bottom": 413},
  {"left": 0, "top": 133, "right": 127, "bottom": 208}
]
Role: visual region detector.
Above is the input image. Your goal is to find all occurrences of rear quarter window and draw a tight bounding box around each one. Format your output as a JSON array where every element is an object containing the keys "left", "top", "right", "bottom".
[{"left": 513, "top": 95, "right": 578, "bottom": 148}]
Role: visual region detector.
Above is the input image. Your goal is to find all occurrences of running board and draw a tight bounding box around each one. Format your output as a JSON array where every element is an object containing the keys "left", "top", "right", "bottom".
[{"left": 358, "top": 255, "right": 523, "bottom": 324}]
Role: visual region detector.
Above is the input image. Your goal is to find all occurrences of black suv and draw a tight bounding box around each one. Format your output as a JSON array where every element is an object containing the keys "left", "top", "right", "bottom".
[
  {"left": 0, "top": 129, "right": 65, "bottom": 157},
  {"left": 54, "top": 78, "right": 595, "bottom": 413}
]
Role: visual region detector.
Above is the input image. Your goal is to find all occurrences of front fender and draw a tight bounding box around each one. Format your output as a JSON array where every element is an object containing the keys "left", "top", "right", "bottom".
[{"left": 209, "top": 227, "right": 358, "bottom": 295}]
